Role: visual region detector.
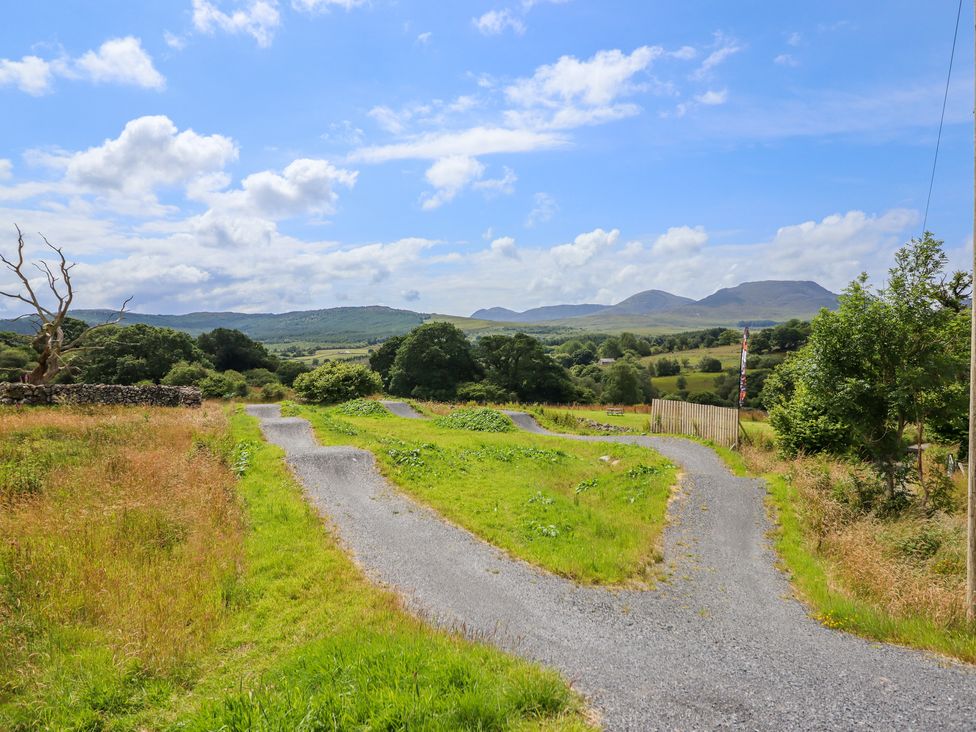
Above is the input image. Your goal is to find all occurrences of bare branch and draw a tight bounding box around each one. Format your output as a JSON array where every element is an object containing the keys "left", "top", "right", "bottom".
[{"left": 62, "top": 295, "right": 133, "bottom": 350}]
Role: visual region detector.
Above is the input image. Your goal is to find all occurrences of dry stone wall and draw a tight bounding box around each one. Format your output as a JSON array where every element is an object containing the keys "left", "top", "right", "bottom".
[{"left": 0, "top": 383, "right": 202, "bottom": 407}]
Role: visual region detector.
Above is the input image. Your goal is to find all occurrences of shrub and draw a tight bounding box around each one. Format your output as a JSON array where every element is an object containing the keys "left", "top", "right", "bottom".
[
  {"left": 200, "top": 370, "right": 248, "bottom": 398},
  {"left": 698, "top": 356, "right": 723, "bottom": 373},
  {"left": 162, "top": 361, "right": 210, "bottom": 387},
  {"left": 276, "top": 360, "right": 311, "bottom": 387},
  {"left": 244, "top": 368, "right": 279, "bottom": 387},
  {"left": 336, "top": 398, "right": 390, "bottom": 417},
  {"left": 260, "top": 382, "right": 287, "bottom": 401},
  {"left": 434, "top": 408, "right": 515, "bottom": 433},
  {"left": 456, "top": 381, "right": 516, "bottom": 404},
  {"left": 293, "top": 362, "right": 382, "bottom": 404}
]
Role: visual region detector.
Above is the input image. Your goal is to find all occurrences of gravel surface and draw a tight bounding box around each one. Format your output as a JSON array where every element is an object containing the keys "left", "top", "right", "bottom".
[
  {"left": 379, "top": 399, "right": 424, "bottom": 419},
  {"left": 247, "top": 403, "right": 976, "bottom": 731}
]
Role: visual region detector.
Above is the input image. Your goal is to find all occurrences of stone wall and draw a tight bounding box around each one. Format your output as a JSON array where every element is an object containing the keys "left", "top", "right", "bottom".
[{"left": 0, "top": 383, "right": 202, "bottom": 408}]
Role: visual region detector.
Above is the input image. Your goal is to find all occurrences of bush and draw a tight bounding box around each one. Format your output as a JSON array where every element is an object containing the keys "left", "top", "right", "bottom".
[
  {"left": 276, "top": 360, "right": 311, "bottom": 387},
  {"left": 199, "top": 370, "right": 248, "bottom": 398},
  {"left": 456, "top": 381, "right": 516, "bottom": 404},
  {"left": 244, "top": 368, "right": 279, "bottom": 387},
  {"left": 293, "top": 362, "right": 382, "bottom": 404},
  {"left": 698, "top": 357, "right": 723, "bottom": 373},
  {"left": 260, "top": 382, "right": 287, "bottom": 401},
  {"left": 162, "top": 361, "right": 210, "bottom": 386},
  {"left": 336, "top": 398, "right": 389, "bottom": 417},
  {"left": 434, "top": 408, "right": 515, "bottom": 433}
]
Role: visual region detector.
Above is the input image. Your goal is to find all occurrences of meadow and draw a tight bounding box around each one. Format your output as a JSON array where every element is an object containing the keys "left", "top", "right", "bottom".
[
  {"left": 291, "top": 403, "right": 677, "bottom": 585},
  {"left": 0, "top": 404, "right": 590, "bottom": 730}
]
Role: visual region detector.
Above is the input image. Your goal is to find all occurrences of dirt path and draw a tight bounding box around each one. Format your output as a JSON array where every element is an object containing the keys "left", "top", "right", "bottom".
[{"left": 246, "top": 403, "right": 976, "bottom": 731}]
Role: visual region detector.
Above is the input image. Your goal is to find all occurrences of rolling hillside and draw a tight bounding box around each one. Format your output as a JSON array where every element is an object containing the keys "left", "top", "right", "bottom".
[{"left": 0, "top": 280, "right": 839, "bottom": 345}]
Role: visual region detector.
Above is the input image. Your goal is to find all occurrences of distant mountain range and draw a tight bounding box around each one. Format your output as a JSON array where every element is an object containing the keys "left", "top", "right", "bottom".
[
  {"left": 472, "top": 281, "right": 838, "bottom": 330},
  {"left": 0, "top": 280, "right": 839, "bottom": 346}
]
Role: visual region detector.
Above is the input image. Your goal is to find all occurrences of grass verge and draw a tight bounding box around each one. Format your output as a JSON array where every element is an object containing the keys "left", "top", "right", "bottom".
[{"left": 292, "top": 403, "right": 676, "bottom": 585}]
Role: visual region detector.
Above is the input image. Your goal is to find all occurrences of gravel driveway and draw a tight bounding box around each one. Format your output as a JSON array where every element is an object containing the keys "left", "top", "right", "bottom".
[{"left": 246, "top": 403, "right": 976, "bottom": 730}]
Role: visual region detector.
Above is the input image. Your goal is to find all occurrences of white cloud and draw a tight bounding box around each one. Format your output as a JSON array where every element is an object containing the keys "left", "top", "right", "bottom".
[
  {"left": 401, "top": 288, "right": 420, "bottom": 301},
  {"left": 507, "top": 46, "right": 659, "bottom": 108},
  {"left": 652, "top": 225, "right": 708, "bottom": 255},
  {"left": 774, "top": 53, "right": 799, "bottom": 67},
  {"left": 550, "top": 227, "right": 618, "bottom": 267},
  {"left": 417, "top": 31, "right": 432, "bottom": 44},
  {"left": 203, "top": 158, "right": 357, "bottom": 218},
  {"left": 0, "top": 56, "right": 56, "bottom": 95},
  {"left": 473, "top": 166, "right": 517, "bottom": 196},
  {"left": 473, "top": 9, "right": 525, "bottom": 36},
  {"left": 192, "top": 0, "right": 281, "bottom": 47},
  {"left": 421, "top": 155, "right": 485, "bottom": 209},
  {"left": 692, "top": 35, "right": 743, "bottom": 79},
  {"left": 490, "top": 235, "right": 519, "bottom": 258},
  {"left": 164, "top": 31, "right": 188, "bottom": 50},
  {"left": 669, "top": 46, "right": 697, "bottom": 60},
  {"left": 57, "top": 115, "right": 238, "bottom": 199},
  {"left": 526, "top": 191, "right": 557, "bottom": 227},
  {"left": 695, "top": 89, "right": 728, "bottom": 105},
  {"left": 787, "top": 32, "right": 802, "bottom": 47},
  {"left": 75, "top": 37, "right": 165, "bottom": 89},
  {"left": 0, "top": 160, "right": 11, "bottom": 180},
  {"left": 351, "top": 126, "right": 567, "bottom": 162}
]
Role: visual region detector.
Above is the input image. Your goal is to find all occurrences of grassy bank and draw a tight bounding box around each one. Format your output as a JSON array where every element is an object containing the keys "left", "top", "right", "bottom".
[
  {"left": 293, "top": 403, "right": 676, "bottom": 585},
  {"left": 718, "top": 438, "right": 976, "bottom": 663},
  {"left": 0, "top": 405, "right": 591, "bottom": 730}
]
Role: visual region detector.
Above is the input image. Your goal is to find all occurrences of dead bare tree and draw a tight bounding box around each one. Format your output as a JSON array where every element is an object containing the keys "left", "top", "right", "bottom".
[{"left": 0, "top": 225, "right": 131, "bottom": 384}]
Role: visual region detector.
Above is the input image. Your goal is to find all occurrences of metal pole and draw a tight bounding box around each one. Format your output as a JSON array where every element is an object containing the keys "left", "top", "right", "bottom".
[{"left": 968, "top": 0, "right": 976, "bottom": 623}]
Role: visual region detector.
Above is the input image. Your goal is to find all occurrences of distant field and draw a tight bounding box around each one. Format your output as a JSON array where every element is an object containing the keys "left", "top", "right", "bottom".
[
  {"left": 643, "top": 343, "right": 742, "bottom": 371},
  {"left": 291, "top": 346, "right": 372, "bottom": 365},
  {"left": 652, "top": 372, "right": 722, "bottom": 395}
]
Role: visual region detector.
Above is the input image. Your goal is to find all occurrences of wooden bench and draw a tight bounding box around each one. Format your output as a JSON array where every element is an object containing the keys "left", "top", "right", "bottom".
[{"left": 605, "top": 408, "right": 624, "bottom": 416}]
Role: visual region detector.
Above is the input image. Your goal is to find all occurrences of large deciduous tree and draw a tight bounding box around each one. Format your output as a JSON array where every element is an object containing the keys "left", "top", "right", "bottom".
[
  {"left": 475, "top": 333, "right": 575, "bottom": 403},
  {"left": 0, "top": 226, "right": 130, "bottom": 384},
  {"left": 764, "top": 233, "right": 971, "bottom": 501},
  {"left": 388, "top": 322, "right": 479, "bottom": 400}
]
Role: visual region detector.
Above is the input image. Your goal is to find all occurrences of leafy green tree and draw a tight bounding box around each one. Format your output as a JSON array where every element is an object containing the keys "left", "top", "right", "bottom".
[
  {"left": 276, "top": 360, "right": 311, "bottom": 387},
  {"left": 76, "top": 325, "right": 208, "bottom": 385},
  {"left": 765, "top": 233, "right": 970, "bottom": 500},
  {"left": 244, "top": 368, "right": 279, "bottom": 386},
  {"left": 388, "top": 323, "right": 479, "bottom": 400},
  {"left": 698, "top": 356, "right": 723, "bottom": 373},
  {"left": 368, "top": 335, "right": 405, "bottom": 389},
  {"left": 601, "top": 361, "right": 645, "bottom": 405},
  {"left": 161, "top": 361, "right": 210, "bottom": 386},
  {"left": 293, "top": 361, "right": 382, "bottom": 404},
  {"left": 597, "top": 338, "right": 623, "bottom": 359},
  {"left": 655, "top": 358, "right": 681, "bottom": 377},
  {"left": 199, "top": 370, "right": 248, "bottom": 398},
  {"left": 456, "top": 381, "right": 516, "bottom": 403},
  {"left": 197, "top": 328, "right": 277, "bottom": 372},
  {"left": 475, "top": 333, "right": 574, "bottom": 403}
]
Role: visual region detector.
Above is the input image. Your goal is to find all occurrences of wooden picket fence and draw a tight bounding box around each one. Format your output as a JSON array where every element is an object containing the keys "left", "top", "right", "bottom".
[{"left": 648, "top": 399, "right": 739, "bottom": 448}]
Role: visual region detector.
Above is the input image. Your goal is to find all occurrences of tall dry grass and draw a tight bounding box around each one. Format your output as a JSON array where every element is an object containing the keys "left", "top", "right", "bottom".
[
  {"left": 0, "top": 404, "right": 244, "bottom": 686},
  {"left": 740, "top": 441, "right": 969, "bottom": 630}
]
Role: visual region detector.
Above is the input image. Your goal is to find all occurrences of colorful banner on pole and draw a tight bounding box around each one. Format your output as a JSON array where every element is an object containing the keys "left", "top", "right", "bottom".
[{"left": 738, "top": 326, "right": 749, "bottom": 408}]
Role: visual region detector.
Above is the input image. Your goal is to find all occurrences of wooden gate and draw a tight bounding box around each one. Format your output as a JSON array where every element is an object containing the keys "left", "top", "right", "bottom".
[{"left": 649, "top": 399, "right": 739, "bottom": 448}]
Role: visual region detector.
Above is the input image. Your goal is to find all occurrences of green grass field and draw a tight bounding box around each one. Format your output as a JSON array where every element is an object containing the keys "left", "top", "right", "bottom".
[
  {"left": 293, "top": 403, "right": 677, "bottom": 585},
  {"left": 651, "top": 372, "right": 722, "bottom": 395},
  {"left": 0, "top": 406, "right": 591, "bottom": 730}
]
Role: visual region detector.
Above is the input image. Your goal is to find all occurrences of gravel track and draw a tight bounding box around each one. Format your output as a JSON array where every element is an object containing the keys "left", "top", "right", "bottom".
[{"left": 246, "top": 403, "right": 976, "bottom": 730}]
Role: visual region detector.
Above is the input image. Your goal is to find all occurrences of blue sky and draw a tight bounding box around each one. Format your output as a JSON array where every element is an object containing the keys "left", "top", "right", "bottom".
[{"left": 0, "top": 0, "right": 972, "bottom": 316}]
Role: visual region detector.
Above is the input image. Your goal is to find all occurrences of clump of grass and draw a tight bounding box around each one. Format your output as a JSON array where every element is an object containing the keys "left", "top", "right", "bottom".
[
  {"left": 434, "top": 408, "right": 516, "bottom": 433},
  {"left": 336, "top": 398, "right": 390, "bottom": 417}
]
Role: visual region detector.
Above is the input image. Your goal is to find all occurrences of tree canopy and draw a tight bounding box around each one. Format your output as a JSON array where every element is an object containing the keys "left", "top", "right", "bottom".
[{"left": 387, "top": 322, "right": 480, "bottom": 400}]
